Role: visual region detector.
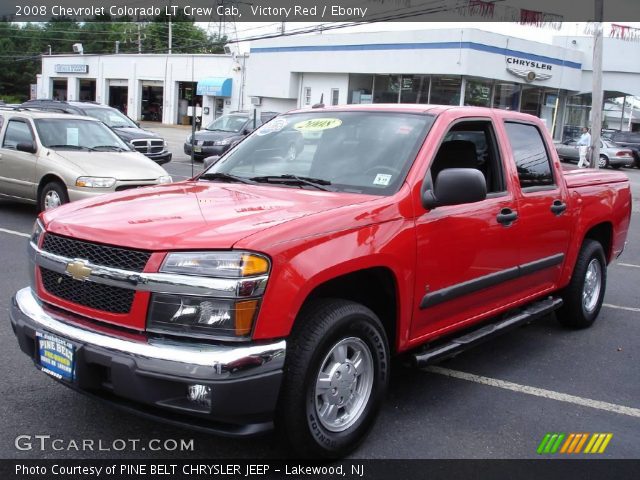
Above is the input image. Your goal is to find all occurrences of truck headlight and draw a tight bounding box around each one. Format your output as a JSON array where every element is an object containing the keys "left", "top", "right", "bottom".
[
  {"left": 147, "top": 295, "right": 258, "bottom": 338},
  {"left": 160, "top": 251, "right": 269, "bottom": 278},
  {"left": 31, "top": 219, "right": 44, "bottom": 246},
  {"left": 157, "top": 175, "right": 173, "bottom": 184},
  {"left": 213, "top": 138, "right": 233, "bottom": 146},
  {"left": 75, "top": 176, "right": 116, "bottom": 188}
]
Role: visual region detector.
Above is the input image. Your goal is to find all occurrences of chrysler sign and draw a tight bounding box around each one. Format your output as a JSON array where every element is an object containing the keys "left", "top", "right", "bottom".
[{"left": 505, "top": 56, "right": 552, "bottom": 82}]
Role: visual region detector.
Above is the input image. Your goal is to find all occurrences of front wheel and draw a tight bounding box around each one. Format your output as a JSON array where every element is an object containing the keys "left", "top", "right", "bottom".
[
  {"left": 557, "top": 239, "right": 607, "bottom": 329},
  {"left": 598, "top": 155, "right": 609, "bottom": 169},
  {"left": 277, "top": 299, "right": 389, "bottom": 458},
  {"left": 38, "top": 181, "right": 69, "bottom": 212}
]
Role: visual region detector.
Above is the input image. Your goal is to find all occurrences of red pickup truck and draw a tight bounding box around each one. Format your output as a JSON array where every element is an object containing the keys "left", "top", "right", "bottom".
[{"left": 10, "top": 105, "right": 631, "bottom": 458}]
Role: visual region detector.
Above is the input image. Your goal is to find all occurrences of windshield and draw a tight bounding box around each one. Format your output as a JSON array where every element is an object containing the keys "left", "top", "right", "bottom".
[
  {"left": 205, "top": 115, "right": 250, "bottom": 133},
  {"left": 83, "top": 107, "right": 138, "bottom": 128},
  {"left": 35, "top": 119, "right": 131, "bottom": 150},
  {"left": 203, "top": 111, "right": 434, "bottom": 195}
]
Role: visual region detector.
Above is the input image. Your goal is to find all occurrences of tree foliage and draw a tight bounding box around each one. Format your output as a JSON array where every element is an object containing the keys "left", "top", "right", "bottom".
[{"left": 0, "top": 18, "right": 226, "bottom": 101}]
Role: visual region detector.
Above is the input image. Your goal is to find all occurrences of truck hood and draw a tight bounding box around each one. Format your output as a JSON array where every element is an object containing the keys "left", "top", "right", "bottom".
[
  {"left": 52, "top": 150, "right": 168, "bottom": 179},
  {"left": 111, "top": 126, "right": 162, "bottom": 142},
  {"left": 43, "top": 181, "right": 375, "bottom": 251}
]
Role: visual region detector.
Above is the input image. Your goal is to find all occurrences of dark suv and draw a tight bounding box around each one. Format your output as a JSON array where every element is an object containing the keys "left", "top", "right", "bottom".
[
  {"left": 610, "top": 131, "right": 640, "bottom": 168},
  {"left": 21, "top": 100, "right": 171, "bottom": 164},
  {"left": 184, "top": 111, "right": 290, "bottom": 161}
]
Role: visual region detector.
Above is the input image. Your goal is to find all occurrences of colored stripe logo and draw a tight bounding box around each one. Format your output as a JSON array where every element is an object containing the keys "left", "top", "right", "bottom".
[{"left": 537, "top": 433, "right": 613, "bottom": 454}]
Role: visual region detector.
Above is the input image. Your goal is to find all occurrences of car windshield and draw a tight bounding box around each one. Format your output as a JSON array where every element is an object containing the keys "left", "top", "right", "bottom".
[
  {"left": 83, "top": 107, "right": 138, "bottom": 128},
  {"left": 205, "top": 115, "right": 249, "bottom": 132},
  {"left": 34, "top": 118, "right": 131, "bottom": 150},
  {"left": 203, "top": 111, "right": 434, "bottom": 195}
]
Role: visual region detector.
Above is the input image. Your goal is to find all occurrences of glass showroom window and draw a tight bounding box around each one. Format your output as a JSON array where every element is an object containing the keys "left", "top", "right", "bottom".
[
  {"left": 400, "top": 75, "right": 430, "bottom": 104},
  {"left": 430, "top": 76, "right": 462, "bottom": 106},
  {"left": 520, "top": 86, "right": 544, "bottom": 117},
  {"left": 563, "top": 94, "right": 591, "bottom": 141},
  {"left": 373, "top": 75, "right": 401, "bottom": 103},
  {"left": 493, "top": 82, "right": 521, "bottom": 110},
  {"left": 348, "top": 74, "right": 374, "bottom": 104},
  {"left": 331, "top": 89, "right": 340, "bottom": 106},
  {"left": 464, "top": 77, "right": 493, "bottom": 107}
]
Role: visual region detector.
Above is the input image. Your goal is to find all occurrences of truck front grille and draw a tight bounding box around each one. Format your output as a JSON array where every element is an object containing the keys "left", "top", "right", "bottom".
[
  {"left": 131, "top": 139, "right": 164, "bottom": 154},
  {"left": 42, "top": 233, "right": 151, "bottom": 272},
  {"left": 40, "top": 267, "right": 135, "bottom": 314}
]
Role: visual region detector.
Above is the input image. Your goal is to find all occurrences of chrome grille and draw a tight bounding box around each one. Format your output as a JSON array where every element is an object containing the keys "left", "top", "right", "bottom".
[
  {"left": 42, "top": 233, "right": 151, "bottom": 272},
  {"left": 40, "top": 267, "right": 134, "bottom": 314},
  {"left": 131, "top": 139, "right": 164, "bottom": 154}
]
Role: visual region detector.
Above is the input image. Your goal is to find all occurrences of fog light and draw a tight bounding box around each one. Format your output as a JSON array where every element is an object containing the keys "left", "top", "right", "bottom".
[{"left": 187, "top": 384, "right": 212, "bottom": 407}]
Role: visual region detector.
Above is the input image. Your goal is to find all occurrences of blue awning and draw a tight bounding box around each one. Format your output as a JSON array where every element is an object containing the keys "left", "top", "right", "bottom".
[{"left": 196, "top": 77, "right": 232, "bottom": 97}]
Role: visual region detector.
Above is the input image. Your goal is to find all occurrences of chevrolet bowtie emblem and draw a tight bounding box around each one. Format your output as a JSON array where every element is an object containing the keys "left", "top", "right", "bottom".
[{"left": 65, "top": 260, "right": 92, "bottom": 281}]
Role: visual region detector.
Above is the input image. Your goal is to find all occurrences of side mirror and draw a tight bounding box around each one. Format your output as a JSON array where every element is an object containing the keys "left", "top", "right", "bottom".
[
  {"left": 422, "top": 168, "right": 487, "bottom": 210},
  {"left": 243, "top": 128, "right": 252, "bottom": 135},
  {"left": 16, "top": 142, "right": 37, "bottom": 154},
  {"left": 203, "top": 155, "right": 221, "bottom": 169}
]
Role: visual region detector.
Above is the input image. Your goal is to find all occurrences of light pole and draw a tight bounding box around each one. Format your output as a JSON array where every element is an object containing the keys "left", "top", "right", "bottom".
[{"left": 590, "top": 0, "right": 604, "bottom": 168}]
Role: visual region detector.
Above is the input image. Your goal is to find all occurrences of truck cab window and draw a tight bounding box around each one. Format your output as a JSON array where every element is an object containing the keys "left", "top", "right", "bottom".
[
  {"left": 430, "top": 120, "right": 505, "bottom": 194},
  {"left": 504, "top": 122, "right": 555, "bottom": 189}
]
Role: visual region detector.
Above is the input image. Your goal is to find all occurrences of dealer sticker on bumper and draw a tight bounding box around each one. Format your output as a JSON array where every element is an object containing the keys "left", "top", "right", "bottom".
[{"left": 36, "top": 332, "right": 75, "bottom": 382}]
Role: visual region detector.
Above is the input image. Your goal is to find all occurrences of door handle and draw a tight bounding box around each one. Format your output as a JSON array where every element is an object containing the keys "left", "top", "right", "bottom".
[
  {"left": 550, "top": 200, "right": 567, "bottom": 216},
  {"left": 497, "top": 208, "right": 518, "bottom": 226}
]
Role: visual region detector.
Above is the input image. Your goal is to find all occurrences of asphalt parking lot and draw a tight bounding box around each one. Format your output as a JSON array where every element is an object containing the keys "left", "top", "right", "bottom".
[{"left": 0, "top": 126, "right": 638, "bottom": 460}]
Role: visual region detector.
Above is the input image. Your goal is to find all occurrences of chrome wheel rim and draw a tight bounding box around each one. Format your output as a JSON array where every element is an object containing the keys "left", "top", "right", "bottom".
[
  {"left": 314, "top": 337, "right": 374, "bottom": 432},
  {"left": 598, "top": 157, "right": 607, "bottom": 168},
  {"left": 44, "top": 190, "right": 61, "bottom": 210},
  {"left": 582, "top": 258, "right": 602, "bottom": 313}
]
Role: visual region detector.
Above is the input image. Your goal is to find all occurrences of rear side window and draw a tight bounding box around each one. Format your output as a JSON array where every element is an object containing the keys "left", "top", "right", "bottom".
[
  {"left": 504, "top": 122, "right": 554, "bottom": 189},
  {"left": 2, "top": 120, "right": 34, "bottom": 149}
]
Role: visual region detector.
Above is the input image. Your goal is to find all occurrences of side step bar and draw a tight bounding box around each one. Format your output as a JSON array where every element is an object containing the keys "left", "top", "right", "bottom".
[{"left": 412, "top": 297, "right": 563, "bottom": 367}]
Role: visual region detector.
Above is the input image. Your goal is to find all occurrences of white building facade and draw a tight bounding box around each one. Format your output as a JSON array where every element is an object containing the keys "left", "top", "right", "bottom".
[{"left": 37, "top": 53, "right": 249, "bottom": 127}]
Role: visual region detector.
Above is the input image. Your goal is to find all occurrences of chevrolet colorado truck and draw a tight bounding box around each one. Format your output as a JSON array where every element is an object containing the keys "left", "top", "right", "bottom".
[{"left": 10, "top": 105, "right": 632, "bottom": 458}]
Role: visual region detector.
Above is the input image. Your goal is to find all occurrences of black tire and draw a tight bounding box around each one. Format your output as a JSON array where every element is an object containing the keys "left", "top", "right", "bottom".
[
  {"left": 276, "top": 299, "right": 389, "bottom": 458},
  {"left": 598, "top": 155, "right": 609, "bottom": 169},
  {"left": 38, "top": 181, "right": 69, "bottom": 212},
  {"left": 557, "top": 239, "right": 607, "bottom": 329}
]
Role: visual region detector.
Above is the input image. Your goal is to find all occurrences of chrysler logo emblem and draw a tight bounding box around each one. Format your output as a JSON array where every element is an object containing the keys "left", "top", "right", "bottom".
[{"left": 65, "top": 260, "right": 92, "bottom": 281}]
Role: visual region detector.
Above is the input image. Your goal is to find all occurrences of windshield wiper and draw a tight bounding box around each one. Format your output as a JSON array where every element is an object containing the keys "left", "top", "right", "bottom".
[
  {"left": 46, "top": 144, "right": 88, "bottom": 150},
  {"left": 110, "top": 124, "right": 132, "bottom": 128},
  {"left": 89, "top": 145, "right": 127, "bottom": 152},
  {"left": 250, "top": 175, "right": 332, "bottom": 191},
  {"left": 199, "top": 172, "right": 256, "bottom": 184}
]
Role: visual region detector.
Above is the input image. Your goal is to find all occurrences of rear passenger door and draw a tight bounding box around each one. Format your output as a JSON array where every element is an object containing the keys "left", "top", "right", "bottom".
[
  {"left": 411, "top": 117, "right": 524, "bottom": 340},
  {"left": 502, "top": 121, "right": 571, "bottom": 295},
  {"left": 0, "top": 117, "right": 38, "bottom": 201}
]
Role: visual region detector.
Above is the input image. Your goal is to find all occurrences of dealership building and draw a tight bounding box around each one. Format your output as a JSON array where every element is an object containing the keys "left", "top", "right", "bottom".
[{"left": 37, "top": 27, "right": 640, "bottom": 138}]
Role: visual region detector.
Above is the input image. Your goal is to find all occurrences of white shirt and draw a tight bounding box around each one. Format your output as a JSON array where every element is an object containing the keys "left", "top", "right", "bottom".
[{"left": 577, "top": 132, "right": 591, "bottom": 147}]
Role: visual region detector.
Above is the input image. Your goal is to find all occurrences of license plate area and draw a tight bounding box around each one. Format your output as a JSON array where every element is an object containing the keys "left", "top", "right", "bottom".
[
  {"left": 194, "top": 146, "right": 202, "bottom": 152},
  {"left": 36, "top": 332, "right": 76, "bottom": 382}
]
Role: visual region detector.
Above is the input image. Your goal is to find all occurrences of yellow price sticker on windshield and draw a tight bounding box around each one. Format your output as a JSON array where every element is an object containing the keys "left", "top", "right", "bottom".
[{"left": 294, "top": 118, "right": 342, "bottom": 131}]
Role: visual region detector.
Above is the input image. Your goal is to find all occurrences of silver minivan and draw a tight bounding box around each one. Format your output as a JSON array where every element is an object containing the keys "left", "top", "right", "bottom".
[{"left": 0, "top": 108, "right": 171, "bottom": 211}]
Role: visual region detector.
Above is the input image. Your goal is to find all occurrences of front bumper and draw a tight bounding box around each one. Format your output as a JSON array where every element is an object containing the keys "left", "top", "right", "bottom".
[
  {"left": 183, "top": 143, "right": 229, "bottom": 160},
  {"left": 10, "top": 287, "right": 285, "bottom": 436},
  {"left": 144, "top": 151, "right": 172, "bottom": 165}
]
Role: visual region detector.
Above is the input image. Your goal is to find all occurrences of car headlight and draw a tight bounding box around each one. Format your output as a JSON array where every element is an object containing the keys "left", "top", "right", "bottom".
[
  {"left": 160, "top": 251, "right": 269, "bottom": 278},
  {"left": 163, "top": 140, "right": 168, "bottom": 147},
  {"left": 147, "top": 295, "right": 259, "bottom": 338},
  {"left": 157, "top": 175, "right": 172, "bottom": 184},
  {"left": 31, "top": 219, "right": 44, "bottom": 246},
  {"left": 214, "top": 138, "right": 233, "bottom": 146},
  {"left": 75, "top": 177, "right": 116, "bottom": 188},
  {"left": 148, "top": 251, "right": 271, "bottom": 339}
]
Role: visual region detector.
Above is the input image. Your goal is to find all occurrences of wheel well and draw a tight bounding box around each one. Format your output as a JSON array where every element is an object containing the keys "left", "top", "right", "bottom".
[
  {"left": 584, "top": 222, "right": 613, "bottom": 262},
  {"left": 37, "top": 175, "right": 67, "bottom": 198},
  {"left": 301, "top": 268, "right": 398, "bottom": 353}
]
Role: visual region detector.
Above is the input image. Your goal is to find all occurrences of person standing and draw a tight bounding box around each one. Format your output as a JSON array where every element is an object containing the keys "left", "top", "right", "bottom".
[{"left": 577, "top": 127, "right": 592, "bottom": 168}]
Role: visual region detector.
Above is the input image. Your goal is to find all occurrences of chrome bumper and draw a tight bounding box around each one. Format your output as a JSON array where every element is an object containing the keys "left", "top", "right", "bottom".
[{"left": 11, "top": 287, "right": 286, "bottom": 381}]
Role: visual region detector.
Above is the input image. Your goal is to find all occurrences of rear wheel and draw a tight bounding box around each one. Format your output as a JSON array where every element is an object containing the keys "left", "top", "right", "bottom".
[
  {"left": 277, "top": 299, "right": 389, "bottom": 458},
  {"left": 557, "top": 239, "right": 607, "bottom": 329},
  {"left": 598, "top": 155, "right": 609, "bottom": 168},
  {"left": 38, "top": 181, "right": 69, "bottom": 212}
]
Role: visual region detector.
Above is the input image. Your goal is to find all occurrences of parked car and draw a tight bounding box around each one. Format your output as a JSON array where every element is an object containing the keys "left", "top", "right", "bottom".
[
  {"left": 0, "top": 107, "right": 171, "bottom": 211},
  {"left": 609, "top": 130, "right": 640, "bottom": 168},
  {"left": 21, "top": 99, "right": 172, "bottom": 165},
  {"left": 9, "top": 105, "right": 631, "bottom": 458},
  {"left": 554, "top": 137, "right": 634, "bottom": 168},
  {"left": 184, "top": 111, "right": 302, "bottom": 161}
]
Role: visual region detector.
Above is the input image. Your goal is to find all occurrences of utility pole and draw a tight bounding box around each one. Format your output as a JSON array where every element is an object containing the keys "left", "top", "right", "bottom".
[
  {"left": 168, "top": 20, "right": 172, "bottom": 54},
  {"left": 590, "top": 0, "right": 604, "bottom": 168}
]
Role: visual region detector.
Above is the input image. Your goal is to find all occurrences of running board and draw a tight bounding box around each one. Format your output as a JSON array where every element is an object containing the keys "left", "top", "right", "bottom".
[{"left": 412, "top": 297, "right": 563, "bottom": 367}]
